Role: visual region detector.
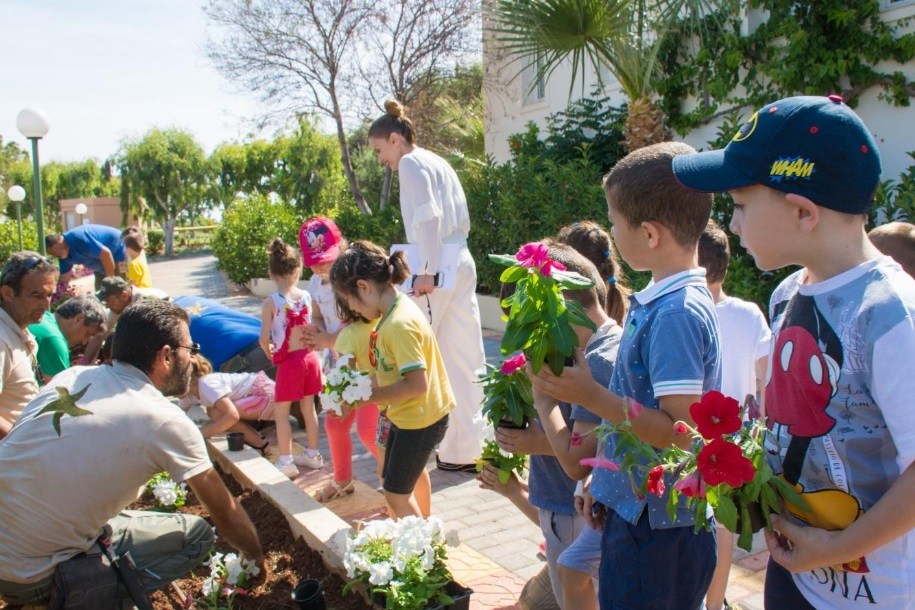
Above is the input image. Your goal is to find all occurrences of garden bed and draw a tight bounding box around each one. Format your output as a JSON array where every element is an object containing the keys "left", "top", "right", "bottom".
[{"left": 0, "top": 465, "right": 367, "bottom": 610}]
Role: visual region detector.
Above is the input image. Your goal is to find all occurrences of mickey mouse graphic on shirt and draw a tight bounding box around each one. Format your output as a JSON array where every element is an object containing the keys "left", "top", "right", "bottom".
[{"left": 767, "top": 293, "right": 867, "bottom": 573}]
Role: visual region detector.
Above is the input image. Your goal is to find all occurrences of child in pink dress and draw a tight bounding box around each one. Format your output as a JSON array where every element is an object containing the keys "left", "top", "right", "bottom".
[{"left": 259, "top": 238, "right": 323, "bottom": 479}]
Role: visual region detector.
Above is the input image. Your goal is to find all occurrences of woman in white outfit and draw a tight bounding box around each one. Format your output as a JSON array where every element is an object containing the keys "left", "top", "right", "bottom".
[{"left": 368, "top": 99, "right": 486, "bottom": 470}]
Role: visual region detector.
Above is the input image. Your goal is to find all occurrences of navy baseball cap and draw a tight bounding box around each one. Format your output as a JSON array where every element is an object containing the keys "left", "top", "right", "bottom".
[{"left": 672, "top": 95, "right": 882, "bottom": 214}]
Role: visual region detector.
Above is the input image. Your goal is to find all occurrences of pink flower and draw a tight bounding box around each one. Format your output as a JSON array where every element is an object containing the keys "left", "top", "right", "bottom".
[
  {"left": 673, "top": 421, "right": 690, "bottom": 436},
  {"left": 570, "top": 432, "right": 583, "bottom": 447},
  {"left": 690, "top": 391, "right": 742, "bottom": 439},
  {"left": 646, "top": 465, "right": 666, "bottom": 497},
  {"left": 515, "top": 242, "right": 567, "bottom": 277},
  {"left": 625, "top": 397, "right": 643, "bottom": 419},
  {"left": 673, "top": 470, "right": 706, "bottom": 498},
  {"left": 697, "top": 439, "right": 756, "bottom": 488},
  {"left": 580, "top": 457, "right": 620, "bottom": 471},
  {"left": 500, "top": 353, "right": 527, "bottom": 375}
]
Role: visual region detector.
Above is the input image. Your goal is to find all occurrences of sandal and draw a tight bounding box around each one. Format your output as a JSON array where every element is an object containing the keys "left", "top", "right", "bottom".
[
  {"left": 246, "top": 438, "right": 269, "bottom": 456},
  {"left": 314, "top": 480, "right": 355, "bottom": 503}
]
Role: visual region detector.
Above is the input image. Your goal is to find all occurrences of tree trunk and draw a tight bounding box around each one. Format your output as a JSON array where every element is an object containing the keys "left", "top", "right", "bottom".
[
  {"left": 164, "top": 216, "right": 177, "bottom": 256},
  {"left": 332, "top": 115, "right": 371, "bottom": 216},
  {"left": 380, "top": 167, "right": 393, "bottom": 210}
]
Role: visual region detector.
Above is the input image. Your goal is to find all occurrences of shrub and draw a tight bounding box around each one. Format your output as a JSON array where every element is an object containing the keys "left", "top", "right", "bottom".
[
  {"left": 333, "top": 202, "right": 405, "bottom": 250},
  {"left": 0, "top": 218, "right": 39, "bottom": 261},
  {"left": 146, "top": 228, "right": 165, "bottom": 255},
  {"left": 212, "top": 195, "right": 300, "bottom": 285}
]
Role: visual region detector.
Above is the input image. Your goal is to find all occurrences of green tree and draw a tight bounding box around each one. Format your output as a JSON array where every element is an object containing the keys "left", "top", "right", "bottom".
[
  {"left": 488, "top": 0, "right": 717, "bottom": 150},
  {"left": 272, "top": 119, "right": 348, "bottom": 214},
  {"left": 208, "top": 139, "right": 277, "bottom": 208},
  {"left": 118, "top": 129, "right": 209, "bottom": 255}
]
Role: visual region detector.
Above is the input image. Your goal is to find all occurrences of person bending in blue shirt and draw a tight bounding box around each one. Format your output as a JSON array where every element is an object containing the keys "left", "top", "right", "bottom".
[{"left": 46, "top": 224, "right": 128, "bottom": 287}]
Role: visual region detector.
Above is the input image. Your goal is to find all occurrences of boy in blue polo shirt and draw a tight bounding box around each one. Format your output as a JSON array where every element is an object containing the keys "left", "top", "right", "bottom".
[
  {"left": 673, "top": 96, "right": 915, "bottom": 609},
  {"left": 532, "top": 141, "right": 721, "bottom": 609}
]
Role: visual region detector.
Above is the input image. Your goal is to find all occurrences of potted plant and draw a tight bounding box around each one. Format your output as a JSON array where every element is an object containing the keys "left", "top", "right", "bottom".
[
  {"left": 489, "top": 242, "right": 595, "bottom": 376},
  {"left": 192, "top": 551, "right": 261, "bottom": 609},
  {"left": 145, "top": 471, "right": 188, "bottom": 513},
  {"left": 342, "top": 516, "right": 470, "bottom": 610},
  {"left": 479, "top": 353, "right": 536, "bottom": 429}
]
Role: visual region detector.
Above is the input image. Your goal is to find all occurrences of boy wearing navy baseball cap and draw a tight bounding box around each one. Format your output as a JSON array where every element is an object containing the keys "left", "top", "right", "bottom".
[{"left": 674, "top": 95, "right": 915, "bottom": 609}]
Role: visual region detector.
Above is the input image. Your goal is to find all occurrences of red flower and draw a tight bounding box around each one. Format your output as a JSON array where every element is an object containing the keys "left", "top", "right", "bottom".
[
  {"left": 580, "top": 457, "right": 620, "bottom": 471},
  {"left": 570, "top": 432, "right": 583, "bottom": 447},
  {"left": 500, "top": 353, "right": 527, "bottom": 375},
  {"left": 696, "top": 439, "right": 756, "bottom": 488},
  {"left": 690, "top": 391, "right": 742, "bottom": 439},
  {"left": 515, "top": 242, "right": 566, "bottom": 277},
  {"left": 625, "top": 397, "right": 643, "bottom": 419},
  {"left": 673, "top": 421, "right": 689, "bottom": 436},
  {"left": 646, "top": 465, "right": 666, "bottom": 497},
  {"left": 673, "top": 470, "right": 706, "bottom": 498}
]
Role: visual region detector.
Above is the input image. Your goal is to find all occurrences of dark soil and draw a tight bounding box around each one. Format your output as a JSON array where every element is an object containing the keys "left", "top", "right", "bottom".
[{"left": 0, "top": 466, "right": 369, "bottom": 609}]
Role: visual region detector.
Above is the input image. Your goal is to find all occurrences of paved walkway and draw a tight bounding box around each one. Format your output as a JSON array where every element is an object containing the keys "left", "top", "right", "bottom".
[{"left": 151, "top": 252, "right": 768, "bottom": 610}]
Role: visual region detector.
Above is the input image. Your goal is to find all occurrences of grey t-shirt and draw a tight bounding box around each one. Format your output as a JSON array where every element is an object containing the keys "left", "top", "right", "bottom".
[{"left": 0, "top": 362, "right": 210, "bottom": 582}]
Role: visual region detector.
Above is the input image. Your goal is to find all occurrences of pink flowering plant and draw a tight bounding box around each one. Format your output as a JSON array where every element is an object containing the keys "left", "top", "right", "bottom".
[
  {"left": 489, "top": 242, "right": 596, "bottom": 376},
  {"left": 607, "top": 391, "right": 806, "bottom": 551},
  {"left": 479, "top": 353, "right": 536, "bottom": 428}
]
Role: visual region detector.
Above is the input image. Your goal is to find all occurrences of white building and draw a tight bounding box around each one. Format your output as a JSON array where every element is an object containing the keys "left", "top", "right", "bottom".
[{"left": 484, "top": 1, "right": 915, "bottom": 181}]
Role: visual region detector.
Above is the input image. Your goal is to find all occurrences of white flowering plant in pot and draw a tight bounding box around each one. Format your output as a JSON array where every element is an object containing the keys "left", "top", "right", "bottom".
[
  {"left": 146, "top": 471, "right": 187, "bottom": 512},
  {"left": 319, "top": 353, "right": 373, "bottom": 416},
  {"left": 342, "top": 516, "right": 464, "bottom": 609},
  {"left": 193, "top": 551, "right": 261, "bottom": 610}
]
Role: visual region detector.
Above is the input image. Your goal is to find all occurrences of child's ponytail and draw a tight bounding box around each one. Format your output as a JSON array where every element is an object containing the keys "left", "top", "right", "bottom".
[
  {"left": 556, "top": 221, "right": 631, "bottom": 323},
  {"left": 268, "top": 237, "right": 302, "bottom": 278},
  {"left": 389, "top": 250, "right": 410, "bottom": 286}
]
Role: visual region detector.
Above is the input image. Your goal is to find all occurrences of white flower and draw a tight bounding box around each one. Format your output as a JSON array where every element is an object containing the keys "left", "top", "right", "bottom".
[
  {"left": 151, "top": 480, "right": 180, "bottom": 506},
  {"left": 223, "top": 553, "right": 244, "bottom": 585},
  {"left": 326, "top": 369, "right": 344, "bottom": 386},
  {"left": 342, "top": 384, "right": 364, "bottom": 404},
  {"left": 202, "top": 577, "right": 219, "bottom": 596},
  {"left": 368, "top": 561, "right": 394, "bottom": 586},
  {"left": 336, "top": 353, "right": 353, "bottom": 368}
]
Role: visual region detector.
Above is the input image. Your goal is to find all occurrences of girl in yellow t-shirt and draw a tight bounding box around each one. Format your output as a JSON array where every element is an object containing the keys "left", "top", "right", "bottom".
[{"left": 329, "top": 240, "right": 454, "bottom": 518}]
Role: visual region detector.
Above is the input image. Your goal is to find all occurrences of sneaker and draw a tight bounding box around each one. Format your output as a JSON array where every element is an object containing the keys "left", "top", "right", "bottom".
[
  {"left": 277, "top": 462, "right": 300, "bottom": 479},
  {"left": 436, "top": 456, "right": 478, "bottom": 473},
  {"left": 294, "top": 452, "right": 325, "bottom": 470}
]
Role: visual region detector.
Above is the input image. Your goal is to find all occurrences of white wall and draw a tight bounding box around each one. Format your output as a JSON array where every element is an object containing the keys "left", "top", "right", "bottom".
[{"left": 484, "top": 2, "right": 915, "bottom": 182}]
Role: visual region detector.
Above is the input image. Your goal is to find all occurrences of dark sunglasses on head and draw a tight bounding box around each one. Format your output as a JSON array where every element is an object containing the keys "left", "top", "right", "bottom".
[{"left": 0, "top": 255, "right": 53, "bottom": 287}]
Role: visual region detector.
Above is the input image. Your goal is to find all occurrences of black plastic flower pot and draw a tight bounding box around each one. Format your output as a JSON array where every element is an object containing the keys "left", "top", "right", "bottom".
[{"left": 372, "top": 581, "right": 472, "bottom": 610}]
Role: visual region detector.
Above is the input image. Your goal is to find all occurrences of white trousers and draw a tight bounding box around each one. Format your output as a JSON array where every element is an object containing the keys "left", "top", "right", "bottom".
[{"left": 412, "top": 243, "right": 486, "bottom": 464}]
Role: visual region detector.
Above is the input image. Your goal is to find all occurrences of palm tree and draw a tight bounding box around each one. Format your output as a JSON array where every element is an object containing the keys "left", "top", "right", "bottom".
[{"left": 488, "top": 0, "right": 714, "bottom": 151}]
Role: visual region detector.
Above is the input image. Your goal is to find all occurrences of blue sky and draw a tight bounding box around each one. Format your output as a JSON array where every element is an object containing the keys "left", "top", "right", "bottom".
[{"left": 1, "top": 0, "right": 263, "bottom": 163}]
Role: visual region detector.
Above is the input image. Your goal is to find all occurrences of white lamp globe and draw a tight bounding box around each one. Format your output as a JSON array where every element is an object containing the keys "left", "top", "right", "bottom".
[
  {"left": 75, "top": 202, "right": 88, "bottom": 215},
  {"left": 7, "top": 186, "right": 26, "bottom": 202},
  {"left": 16, "top": 107, "right": 50, "bottom": 139}
]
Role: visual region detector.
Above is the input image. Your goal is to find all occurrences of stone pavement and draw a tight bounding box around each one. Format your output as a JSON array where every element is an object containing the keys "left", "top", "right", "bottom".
[{"left": 151, "top": 252, "right": 768, "bottom": 610}]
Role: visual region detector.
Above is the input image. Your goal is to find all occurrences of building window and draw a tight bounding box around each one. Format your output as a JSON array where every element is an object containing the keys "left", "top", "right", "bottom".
[
  {"left": 521, "top": 53, "right": 546, "bottom": 106},
  {"left": 882, "top": 0, "right": 915, "bottom": 9}
]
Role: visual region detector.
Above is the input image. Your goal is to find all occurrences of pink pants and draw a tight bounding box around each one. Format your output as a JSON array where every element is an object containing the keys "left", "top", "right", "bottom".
[{"left": 324, "top": 402, "right": 380, "bottom": 483}]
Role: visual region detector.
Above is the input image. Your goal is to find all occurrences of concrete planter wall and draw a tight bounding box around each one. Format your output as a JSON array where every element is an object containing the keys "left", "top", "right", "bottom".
[
  {"left": 477, "top": 294, "right": 506, "bottom": 332},
  {"left": 246, "top": 277, "right": 311, "bottom": 298}
]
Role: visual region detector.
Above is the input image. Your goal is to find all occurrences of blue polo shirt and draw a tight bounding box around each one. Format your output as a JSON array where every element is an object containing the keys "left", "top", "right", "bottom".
[
  {"left": 59, "top": 225, "right": 127, "bottom": 275},
  {"left": 172, "top": 296, "right": 260, "bottom": 369},
  {"left": 591, "top": 269, "right": 721, "bottom": 529}
]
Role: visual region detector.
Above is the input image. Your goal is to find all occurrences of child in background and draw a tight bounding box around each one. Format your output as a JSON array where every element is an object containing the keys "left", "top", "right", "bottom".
[
  {"left": 869, "top": 221, "right": 915, "bottom": 278},
  {"left": 556, "top": 220, "right": 631, "bottom": 324},
  {"left": 120, "top": 227, "right": 153, "bottom": 288},
  {"left": 182, "top": 355, "right": 272, "bottom": 453},
  {"left": 313, "top": 294, "right": 381, "bottom": 502},
  {"left": 330, "top": 241, "right": 454, "bottom": 518},
  {"left": 299, "top": 217, "right": 346, "bottom": 364},
  {"left": 698, "top": 219, "right": 771, "bottom": 610},
  {"left": 259, "top": 238, "right": 323, "bottom": 479},
  {"left": 673, "top": 95, "right": 915, "bottom": 609},
  {"left": 531, "top": 142, "right": 720, "bottom": 610}
]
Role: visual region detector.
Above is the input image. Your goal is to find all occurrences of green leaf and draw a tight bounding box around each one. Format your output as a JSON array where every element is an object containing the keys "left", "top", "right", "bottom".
[
  {"left": 553, "top": 268, "right": 596, "bottom": 288},
  {"left": 489, "top": 253, "right": 521, "bottom": 267},
  {"left": 498, "top": 468, "right": 511, "bottom": 485},
  {"left": 714, "top": 494, "right": 738, "bottom": 532},
  {"left": 500, "top": 265, "right": 529, "bottom": 284}
]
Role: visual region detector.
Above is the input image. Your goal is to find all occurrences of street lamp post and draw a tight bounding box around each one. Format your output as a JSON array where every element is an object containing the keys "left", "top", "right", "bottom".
[
  {"left": 16, "top": 107, "right": 50, "bottom": 255},
  {"left": 75, "top": 202, "right": 88, "bottom": 226},
  {"left": 7, "top": 185, "right": 26, "bottom": 250}
]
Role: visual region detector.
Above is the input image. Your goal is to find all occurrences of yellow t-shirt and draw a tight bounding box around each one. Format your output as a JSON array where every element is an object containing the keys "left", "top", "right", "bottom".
[
  {"left": 334, "top": 318, "right": 379, "bottom": 373},
  {"left": 127, "top": 251, "right": 152, "bottom": 288},
  {"left": 373, "top": 293, "right": 454, "bottom": 429}
]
